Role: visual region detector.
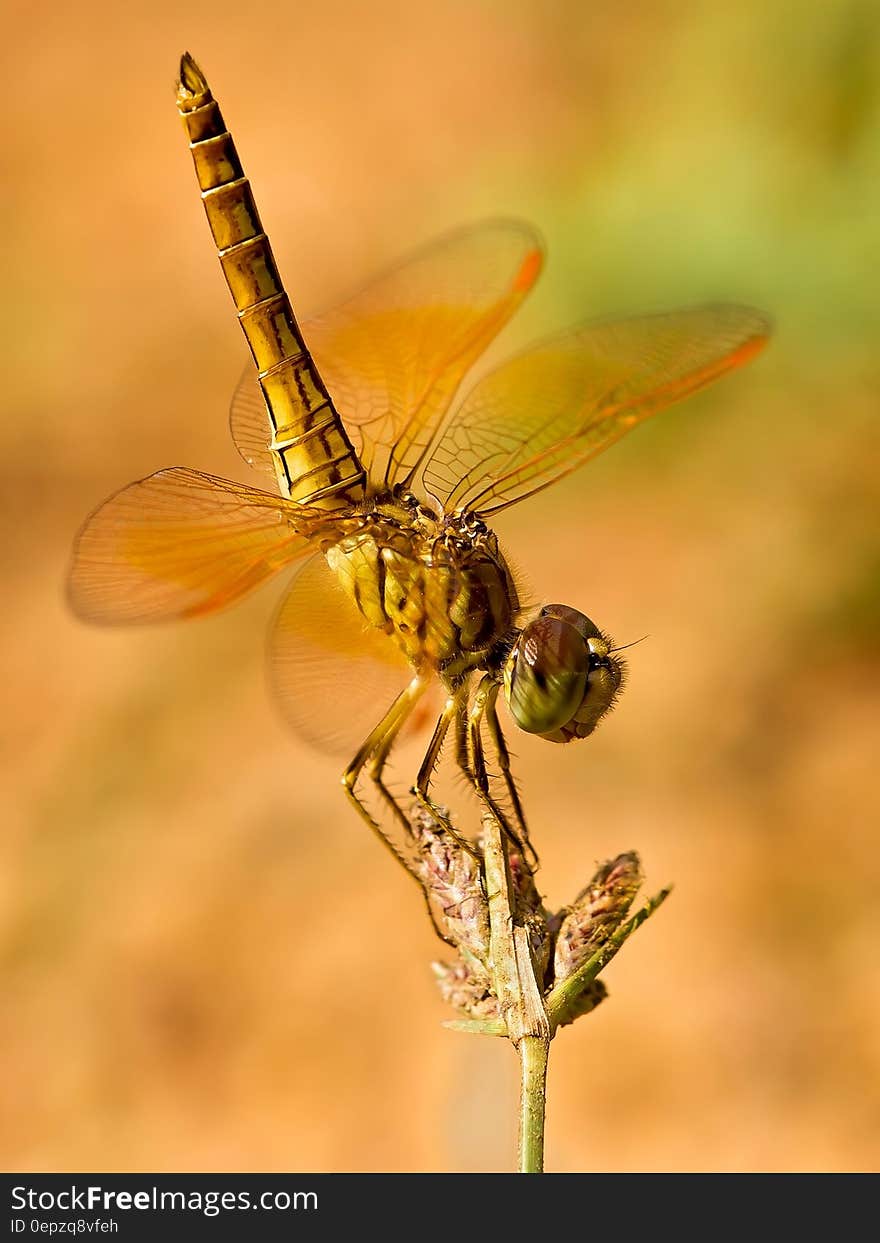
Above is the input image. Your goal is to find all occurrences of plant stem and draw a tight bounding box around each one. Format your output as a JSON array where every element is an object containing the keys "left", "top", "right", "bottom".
[
  {"left": 481, "top": 812, "right": 552, "bottom": 1171},
  {"left": 518, "top": 1034, "right": 549, "bottom": 1173}
]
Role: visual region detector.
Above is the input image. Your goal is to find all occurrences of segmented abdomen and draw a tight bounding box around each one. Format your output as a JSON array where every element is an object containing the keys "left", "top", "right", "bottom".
[{"left": 176, "top": 55, "right": 366, "bottom": 510}]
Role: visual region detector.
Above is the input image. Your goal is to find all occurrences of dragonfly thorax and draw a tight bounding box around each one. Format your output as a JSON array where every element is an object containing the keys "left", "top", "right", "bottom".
[{"left": 325, "top": 500, "right": 520, "bottom": 680}]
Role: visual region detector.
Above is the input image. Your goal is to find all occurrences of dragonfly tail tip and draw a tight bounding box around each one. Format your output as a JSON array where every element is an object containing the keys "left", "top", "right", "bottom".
[{"left": 177, "top": 52, "right": 209, "bottom": 103}]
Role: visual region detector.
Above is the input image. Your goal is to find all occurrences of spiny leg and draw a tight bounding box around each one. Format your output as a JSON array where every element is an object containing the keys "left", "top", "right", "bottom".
[
  {"left": 453, "top": 685, "right": 535, "bottom": 864},
  {"left": 465, "top": 675, "right": 535, "bottom": 866},
  {"left": 413, "top": 683, "right": 481, "bottom": 864},
  {"left": 368, "top": 709, "right": 419, "bottom": 841},
  {"left": 465, "top": 678, "right": 514, "bottom": 836},
  {"left": 455, "top": 693, "right": 470, "bottom": 779},
  {"left": 343, "top": 675, "right": 473, "bottom": 946},
  {"left": 484, "top": 693, "right": 537, "bottom": 868},
  {"left": 342, "top": 674, "right": 430, "bottom": 879},
  {"left": 362, "top": 679, "right": 478, "bottom": 864}
]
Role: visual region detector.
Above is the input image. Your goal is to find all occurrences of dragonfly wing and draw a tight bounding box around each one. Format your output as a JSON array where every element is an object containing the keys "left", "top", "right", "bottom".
[
  {"left": 229, "top": 370, "right": 278, "bottom": 479},
  {"left": 229, "top": 365, "right": 371, "bottom": 484},
  {"left": 69, "top": 467, "right": 322, "bottom": 623},
  {"left": 424, "top": 305, "right": 770, "bottom": 515},
  {"left": 227, "top": 220, "right": 544, "bottom": 491},
  {"left": 270, "top": 551, "right": 428, "bottom": 758},
  {"left": 309, "top": 219, "right": 544, "bottom": 491}
]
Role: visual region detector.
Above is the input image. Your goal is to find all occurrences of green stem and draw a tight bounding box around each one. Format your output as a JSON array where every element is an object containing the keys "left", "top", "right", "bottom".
[
  {"left": 481, "top": 811, "right": 551, "bottom": 1172},
  {"left": 518, "top": 1034, "right": 549, "bottom": 1173}
]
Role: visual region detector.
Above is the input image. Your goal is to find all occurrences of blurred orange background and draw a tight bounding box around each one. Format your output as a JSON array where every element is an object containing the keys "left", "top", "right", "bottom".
[{"left": 2, "top": 0, "right": 879, "bottom": 1172}]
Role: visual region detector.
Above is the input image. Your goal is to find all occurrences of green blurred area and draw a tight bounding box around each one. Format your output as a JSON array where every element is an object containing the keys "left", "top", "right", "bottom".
[{"left": 1, "top": 0, "right": 878, "bottom": 1172}]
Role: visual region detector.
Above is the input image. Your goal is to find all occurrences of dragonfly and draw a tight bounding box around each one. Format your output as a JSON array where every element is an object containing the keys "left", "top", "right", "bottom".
[{"left": 69, "top": 54, "right": 770, "bottom": 878}]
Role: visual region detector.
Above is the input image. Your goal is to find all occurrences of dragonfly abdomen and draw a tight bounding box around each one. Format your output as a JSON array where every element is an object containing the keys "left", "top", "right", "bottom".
[{"left": 176, "top": 54, "right": 366, "bottom": 511}]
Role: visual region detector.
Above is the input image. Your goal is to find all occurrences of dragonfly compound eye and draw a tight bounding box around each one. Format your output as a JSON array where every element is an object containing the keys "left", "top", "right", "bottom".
[
  {"left": 503, "top": 615, "right": 589, "bottom": 735},
  {"left": 504, "top": 606, "right": 625, "bottom": 742},
  {"left": 539, "top": 603, "right": 603, "bottom": 640}
]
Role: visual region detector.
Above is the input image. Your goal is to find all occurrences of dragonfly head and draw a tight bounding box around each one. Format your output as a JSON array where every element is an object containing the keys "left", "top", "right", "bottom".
[{"left": 502, "top": 604, "right": 624, "bottom": 742}]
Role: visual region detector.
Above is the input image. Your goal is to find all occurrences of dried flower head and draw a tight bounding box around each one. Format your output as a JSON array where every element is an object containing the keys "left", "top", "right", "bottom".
[
  {"left": 432, "top": 954, "right": 499, "bottom": 1020},
  {"left": 410, "top": 802, "right": 490, "bottom": 966},
  {"left": 552, "top": 852, "right": 644, "bottom": 985}
]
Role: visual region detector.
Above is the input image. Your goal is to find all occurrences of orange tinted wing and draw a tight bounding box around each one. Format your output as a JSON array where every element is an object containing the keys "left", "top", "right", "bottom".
[
  {"left": 69, "top": 468, "right": 323, "bottom": 623},
  {"left": 269, "top": 552, "right": 419, "bottom": 757},
  {"left": 229, "top": 219, "right": 544, "bottom": 491},
  {"left": 423, "top": 305, "right": 770, "bottom": 515}
]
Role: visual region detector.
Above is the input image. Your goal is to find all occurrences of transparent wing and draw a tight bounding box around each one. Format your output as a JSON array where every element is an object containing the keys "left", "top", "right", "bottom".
[
  {"left": 270, "top": 552, "right": 424, "bottom": 758},
  {"left": 229, "top": 219, "right": 544, "bottom": 491},
  {"left": 423, "top": 305, "right": 771, "bottom": 515},
  {"left": 229, "top": 371, "right": 277, "bottom": 478},
  {"left": 69, "top": 467, "right": 321, "bottom": 623}
]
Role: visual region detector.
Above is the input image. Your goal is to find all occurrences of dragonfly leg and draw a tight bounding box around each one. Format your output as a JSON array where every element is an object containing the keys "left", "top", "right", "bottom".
[
  {"left": 368, "top": 721, "right": 419, "bottom": 842},
  {"left": 344, "top": 675, "right": 467, "bottom": 947},
  {"left": 412, "top": 686, "right": 482, "bottom": 863},
  {"left": 465, "top": 675, "right": 534, "bottom": 865},
  {"left": 484, "top": 693, "right": 538, "bottom": 869},
  {"left": 342, "top": 674, "right": 430, "bottom": 879}
]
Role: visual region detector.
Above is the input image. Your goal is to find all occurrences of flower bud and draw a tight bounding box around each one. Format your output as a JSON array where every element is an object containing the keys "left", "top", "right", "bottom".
[{"left": 553, "top": 852, "right": 643, "bottom": 983}]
